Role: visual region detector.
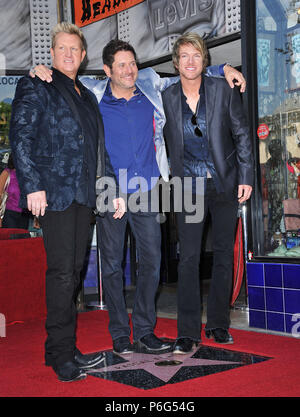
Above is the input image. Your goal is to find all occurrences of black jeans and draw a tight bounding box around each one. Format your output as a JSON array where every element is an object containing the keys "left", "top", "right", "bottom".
[
  {"left": 97, "top": 208, "right": 161, "bottom": 341},
  {"left": 176, "top": 180, "right": 238, "bottom": 340},
  {"left": 39, "top": 201, "right": 92, "bottom": 366}
]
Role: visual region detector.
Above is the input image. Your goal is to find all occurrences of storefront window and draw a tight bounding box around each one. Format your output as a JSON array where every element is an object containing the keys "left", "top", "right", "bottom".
[
  {"left": 256, "top": 0, "right": 300, "bottom": 257},
  {"left": 0, "top": 76, "right": 21, "bottom": 171}
]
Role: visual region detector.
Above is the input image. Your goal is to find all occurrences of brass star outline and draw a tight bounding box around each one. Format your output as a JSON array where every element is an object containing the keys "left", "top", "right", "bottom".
[{"left": 87, "top": 348, "right": 241, "bottom": 383}]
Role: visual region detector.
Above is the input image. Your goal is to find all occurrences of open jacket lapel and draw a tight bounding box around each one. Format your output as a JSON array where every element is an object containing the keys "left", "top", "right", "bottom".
[
  {"left": 51, "top": 73, "right": 82, "bottom": 128},
  {"left": 84, "top": 87, "right": 105, "bottom": 178},
  {"left": 204, "top": 75, "right": 217, "bottom": 144},
  {"left": 169, "top": 82, "right": 184, "bottom": 149},
  {"left": 51, "top": 73, "right": 105, "bottom": 178}
]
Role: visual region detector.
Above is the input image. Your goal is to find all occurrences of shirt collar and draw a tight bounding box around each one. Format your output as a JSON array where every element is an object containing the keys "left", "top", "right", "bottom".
[
  {"left": 52, "top": 67, "right": 85, "bottom": 94},
  {"left": 180, "top": 75, "right": 205, "bottom": 98},
  {"left": 105, "top": 80, "right": 141, "bottom": 100}
]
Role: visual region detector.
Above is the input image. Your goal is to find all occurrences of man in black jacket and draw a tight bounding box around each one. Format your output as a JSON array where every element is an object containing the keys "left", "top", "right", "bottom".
[
  {"left": 162, "top": 33, "right": 253, "bottom": 353},
  {"left": 10, "top": 23, "right": 105, "bottom": 382}
]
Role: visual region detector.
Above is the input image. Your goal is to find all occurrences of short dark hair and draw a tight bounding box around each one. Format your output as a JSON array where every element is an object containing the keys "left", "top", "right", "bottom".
[{"left": 102, "top": 39, "right": 137, "bottom": 69}]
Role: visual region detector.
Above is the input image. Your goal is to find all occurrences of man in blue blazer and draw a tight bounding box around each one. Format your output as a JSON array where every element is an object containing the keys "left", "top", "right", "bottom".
[
  {"left": 9, "top": 23, "right": 105, "bottom": 382},
  {"left": 162, "top": 33, "right": 253, "bottom": 353}
]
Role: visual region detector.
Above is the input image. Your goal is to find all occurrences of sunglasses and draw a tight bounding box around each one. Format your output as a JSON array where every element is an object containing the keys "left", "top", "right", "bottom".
[{"left": 191, "top": 113, "right": 202, "bottom": 137}]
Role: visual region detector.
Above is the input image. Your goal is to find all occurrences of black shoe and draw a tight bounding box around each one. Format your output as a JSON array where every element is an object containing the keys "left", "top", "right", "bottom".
[
  {"left": 173, "top": 337, "right": 199, "bottom": 354},
  {"left": 113, "top": 337, "right": 134, "bottom": 354},
  {"left": 134, "top": 333, "right": 172, "bottom": 353},
  {"left": 52, "top": 361, "right": 87, "bottom": 382},
  {"left": 74, "top": 348, "right": 105, "bottom": 369},
  {"left": 205, "top": 328, "right": 234, "bottom": 344}
]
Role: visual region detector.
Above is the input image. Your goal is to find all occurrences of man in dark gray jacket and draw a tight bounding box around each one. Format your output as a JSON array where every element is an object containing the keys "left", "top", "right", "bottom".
[{"left": 162, "top": 32, "right": 253, "bottom": 353}]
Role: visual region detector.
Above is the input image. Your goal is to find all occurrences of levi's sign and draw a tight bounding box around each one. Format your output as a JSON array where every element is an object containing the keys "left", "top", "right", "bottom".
[{"left": 147, "top": 0, "right": 213, "bottom": 40}]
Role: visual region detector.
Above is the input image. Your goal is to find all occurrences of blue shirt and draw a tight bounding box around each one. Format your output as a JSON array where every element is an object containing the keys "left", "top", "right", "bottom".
[{"left": 99, "top": 83, "right": 160, "bottom": 194}]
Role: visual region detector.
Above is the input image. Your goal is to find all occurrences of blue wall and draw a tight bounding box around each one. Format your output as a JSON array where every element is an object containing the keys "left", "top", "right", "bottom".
[{"left": 247, "top": 262, "right": 300, "bottom": 334}]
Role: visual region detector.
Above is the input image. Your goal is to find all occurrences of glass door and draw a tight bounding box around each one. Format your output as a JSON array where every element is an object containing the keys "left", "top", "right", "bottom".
[{"left": 256, "top": 0, "right": 300, "bottom": 258}]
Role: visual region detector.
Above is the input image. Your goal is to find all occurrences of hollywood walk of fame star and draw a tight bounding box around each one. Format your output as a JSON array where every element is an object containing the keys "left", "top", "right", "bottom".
[
  {"left": 85, "top": 344, "right": 269, "bottom": 390},
  {"left": 87, "top": 348, "right": 241, "bottom": 383}
]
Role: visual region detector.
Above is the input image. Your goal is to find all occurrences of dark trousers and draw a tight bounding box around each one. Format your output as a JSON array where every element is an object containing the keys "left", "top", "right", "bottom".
[
  {"left": 2, "top": 209, "right": 29, "bottom": 229},
  {"left": 39, "top": 201, "right": 92, "bottom": 366},
  {"left": 176, "top": 180, "right": 238, "bottom": 340},
  {"left": 97, "top": 208, "right": 161, "bottom": 341}
]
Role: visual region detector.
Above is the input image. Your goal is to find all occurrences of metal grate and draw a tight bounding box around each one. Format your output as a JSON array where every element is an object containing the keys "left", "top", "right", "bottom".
[
  {"left": 30, "top": 0, "right": 59, "bottom": 66},
  {"left": 225, "top": 0, "right": 241, "bottom": 33},
  {"left": 117, "top": 10, "right": 130, "bottom": 42}
]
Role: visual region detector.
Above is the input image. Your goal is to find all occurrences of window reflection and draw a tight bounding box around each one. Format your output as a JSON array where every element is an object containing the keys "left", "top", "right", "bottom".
[{"left": 257, "top": 0, "right": 300, "bottom": 257}]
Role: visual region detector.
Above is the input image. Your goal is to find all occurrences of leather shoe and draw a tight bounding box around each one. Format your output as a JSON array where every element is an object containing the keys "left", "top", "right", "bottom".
[
  {"left": 113, "top": 337, "right": 134, "bottom": 354},
  {"left": 52, "top": 361, "right": 87, "bottom": 382},
  {"left": 134, "top": 333, "right": 172, "bottom": 353},
  {"left": 205, "top": 328, "right": 234, "bottom": 344},
  {"left": 74, "top": 348, "right": 105, "bottom": 369},
  {"left": 173, "top": 337, "right": 199, "bottom": 354}
]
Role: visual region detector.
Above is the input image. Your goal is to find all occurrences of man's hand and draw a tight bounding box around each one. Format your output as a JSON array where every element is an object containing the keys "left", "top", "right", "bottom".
[
  {"left": 238, "top": 185, "right": 252, "bottom": 203},
  {"left": 113, "top": 197, "right": 126, "bottom": 219},
  {"left": 27, "top": 191, "right": 48, "bottom": 217},
  {"left": 30, "top": 65, "right": 53, "bottom": 83},
  {"left": 223, "top": 64, "right": 246, "bottom": 93}
]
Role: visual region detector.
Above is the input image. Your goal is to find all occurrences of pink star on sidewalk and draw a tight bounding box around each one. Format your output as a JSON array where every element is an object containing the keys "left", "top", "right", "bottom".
[{"left": 87, "top": 349, "right": 240, "bottom": 383}]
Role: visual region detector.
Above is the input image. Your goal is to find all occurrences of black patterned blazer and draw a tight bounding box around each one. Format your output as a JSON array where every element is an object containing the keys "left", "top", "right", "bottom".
[{"left": 9, "top": 72, "right": 105, "bottom": 211}]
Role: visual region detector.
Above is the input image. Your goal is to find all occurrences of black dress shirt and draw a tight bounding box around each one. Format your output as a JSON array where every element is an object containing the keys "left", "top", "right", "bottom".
[
  {"left": 181, "top": 78, "right": 223, "bottom": 193},
  {"left": 52, "top": 68, "right": 98, "bottom": 208}
]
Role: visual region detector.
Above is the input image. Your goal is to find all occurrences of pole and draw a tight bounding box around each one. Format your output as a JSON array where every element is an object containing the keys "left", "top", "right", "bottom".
[
  {"left": 87, "top": 221, "right": 106, "bottom": 310},
  {"left": 241, "top": 201, "right": 249, "bottom": 307}
]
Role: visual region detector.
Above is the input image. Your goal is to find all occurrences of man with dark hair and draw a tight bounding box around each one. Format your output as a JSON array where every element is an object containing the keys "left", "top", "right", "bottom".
[
  {"left": 10, "top": 23, "right": 105, "bottom": 382},
  {"left": 102, "top": 39, "right": 137, "bottom": 69},
  {"left": 31, "top": 38, "right": 246, "bottom": 355}
]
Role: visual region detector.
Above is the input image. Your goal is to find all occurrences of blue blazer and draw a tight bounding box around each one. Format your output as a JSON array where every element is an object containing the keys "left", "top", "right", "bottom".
[{"left": 9, "top": 72, "right": 105, "bottom": 211}]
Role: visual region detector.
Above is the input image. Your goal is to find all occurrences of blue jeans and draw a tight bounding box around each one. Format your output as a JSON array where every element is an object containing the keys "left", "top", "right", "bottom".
[{"left": 97, "top": 208, "right": 161, "bottom": 341}]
